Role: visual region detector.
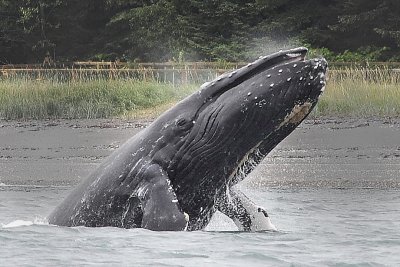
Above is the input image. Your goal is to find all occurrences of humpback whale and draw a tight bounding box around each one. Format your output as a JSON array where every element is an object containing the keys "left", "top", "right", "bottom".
[{"left": 48, "top": 47, "right": 327, "bottom": 231}]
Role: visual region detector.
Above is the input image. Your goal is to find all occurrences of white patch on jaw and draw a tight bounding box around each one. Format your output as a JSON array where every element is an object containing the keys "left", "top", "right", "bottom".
[
  {"left": 286, "top": 53, "right": 302, "bottom": 58},
  {"left": 278, "top": 101, "right": 313, "bottom": 129}
]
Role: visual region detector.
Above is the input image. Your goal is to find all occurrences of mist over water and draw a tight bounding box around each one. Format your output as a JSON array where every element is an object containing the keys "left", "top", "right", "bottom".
[{"left": 245, "top": 37, "right": 302, "bottom": 60}]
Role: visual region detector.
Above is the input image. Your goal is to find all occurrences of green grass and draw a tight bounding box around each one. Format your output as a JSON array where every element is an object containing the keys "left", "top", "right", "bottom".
[
  {"left": 313, "top": 68, "right": 400, "bottom": 118},
  {"left": 0, "top": 78, "right": 196, "bottom": 120},
  {"left": 0, "top": 67, "right": 399, "bottom": 120}
]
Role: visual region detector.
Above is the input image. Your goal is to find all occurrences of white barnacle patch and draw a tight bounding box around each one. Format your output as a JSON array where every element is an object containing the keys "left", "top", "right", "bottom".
[
  {"left": 267, "top": 74, "right": 271, "bottom": 78},
  {"left": 278, "top": 69, "right": 283, "bottom": 73},
  {"left": 247, "top": 92, "right": 252, "bottom": 96},
  {"left": 270, "top": 83, "right": 274, "bottom": 88},
  {"left": 162, "top": 122, "right": 171, "bottom": 129},
  {"left": 278, "top": 102, "right": 313, "bottom": 128},
  {"left": 257, "top": 99, "right": 268, "bottom": 108},
  {"left": 287, "top": 77, "right": 292, "bottom": 82}
]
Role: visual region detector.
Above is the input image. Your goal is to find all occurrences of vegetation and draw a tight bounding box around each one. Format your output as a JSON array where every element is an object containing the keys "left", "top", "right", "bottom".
[
  {"left": 1, "top": 67, "right": 399, "bottom": 120},
  {"left": 314, "top": 68, "right": 400, "bottom": 118},
  {"left": 0, "top": 78, "right": 196, "bottom": 120},
  {"left": 1, "top": 0, "right": 399, "bottom": 63},
  {"left": 1, "top": 1, "right": 399, "bottom": 120}
]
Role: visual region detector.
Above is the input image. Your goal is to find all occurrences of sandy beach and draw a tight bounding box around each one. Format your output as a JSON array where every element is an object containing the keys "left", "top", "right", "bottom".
[{"left": 1, "top": 118, "right": 399, "bottom": 189}]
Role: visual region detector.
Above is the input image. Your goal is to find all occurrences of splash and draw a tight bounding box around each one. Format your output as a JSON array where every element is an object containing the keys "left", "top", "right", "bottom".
[
  {"left": 2, "top": 218, "right": 49, "bottom": 228},
  {"left": 245, "top": 36, "right": 302, "bottom": 60}
]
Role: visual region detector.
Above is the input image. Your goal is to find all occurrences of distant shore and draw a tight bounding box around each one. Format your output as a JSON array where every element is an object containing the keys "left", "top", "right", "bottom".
[
  {"left": 1, "top": 66, "right": 399, "bottom": 120},
  {"left": 1, "top": 117, "right": 399, "bottom": 189}
]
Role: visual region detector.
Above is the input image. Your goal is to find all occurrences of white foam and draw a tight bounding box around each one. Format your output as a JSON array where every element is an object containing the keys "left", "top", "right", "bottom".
[
  {"left": 2, "top": 220, "right": 34, "bottom": 228},
  {"left": 2, "top": 218, "right": 49, "bottom": 228}
]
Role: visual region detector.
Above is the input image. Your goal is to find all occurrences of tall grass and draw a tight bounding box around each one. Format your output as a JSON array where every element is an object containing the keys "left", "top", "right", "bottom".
[
  {"left": 0, "top": 78, "right": 197, "bottom": 120},
  {"left": 0, "top": 67, "right": 399, "bottom": 120},
  {"left": 313, "top": 67, "right": 400, "bottom": 118}
]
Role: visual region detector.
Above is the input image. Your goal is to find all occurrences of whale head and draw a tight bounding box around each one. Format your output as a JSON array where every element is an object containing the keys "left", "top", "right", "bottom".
[{"left": 148, "top": 47, "right": 327, "bottom": 229}]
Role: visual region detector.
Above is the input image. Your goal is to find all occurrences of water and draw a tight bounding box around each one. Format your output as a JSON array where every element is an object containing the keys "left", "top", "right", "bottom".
[
  {"left": 1, "top": 119, "right": 400, "bottom": 266},
  {"left": 0, "top": 186, "right": 399, "bottom": 266}
]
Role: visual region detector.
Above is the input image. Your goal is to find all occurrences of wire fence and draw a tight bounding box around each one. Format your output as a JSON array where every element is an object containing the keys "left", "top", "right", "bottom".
[{"left": 1, "top": 61, "right": 400, "bottom": 85}]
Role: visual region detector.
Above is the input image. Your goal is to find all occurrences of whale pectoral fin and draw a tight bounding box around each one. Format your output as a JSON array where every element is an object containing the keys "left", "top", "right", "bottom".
[
  {"left": 216, "top": 187, "right": 276, "bottom": 232},
  {"left": 139, "top": 164, "right": 188, "bottom": 231}
]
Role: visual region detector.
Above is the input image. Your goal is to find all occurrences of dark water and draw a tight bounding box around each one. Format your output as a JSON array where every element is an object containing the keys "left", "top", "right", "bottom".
[{"left": 1, "top": 119, "right": 400, "bottom": 266}]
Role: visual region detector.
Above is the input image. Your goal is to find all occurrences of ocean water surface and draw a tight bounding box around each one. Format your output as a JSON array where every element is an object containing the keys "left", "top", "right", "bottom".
[
  {"left": 1, "top": 185, "right": 399, "bottom": 266},
  {"left": 1, "top": 119, "right": 400, "bottom": 266}
]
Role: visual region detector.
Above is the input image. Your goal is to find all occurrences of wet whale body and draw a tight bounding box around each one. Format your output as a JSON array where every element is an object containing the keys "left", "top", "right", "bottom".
[{"left": 48, "top": 48, "right": 327, "bottom": 231}]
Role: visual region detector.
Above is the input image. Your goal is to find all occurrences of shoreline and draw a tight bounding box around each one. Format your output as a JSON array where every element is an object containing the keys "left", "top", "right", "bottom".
[
  {"left": 1, "top": 117, "right": 399, "bottom": 189},
  {"left": 1, "top": 116, "right": 400, "bottom": 129}
]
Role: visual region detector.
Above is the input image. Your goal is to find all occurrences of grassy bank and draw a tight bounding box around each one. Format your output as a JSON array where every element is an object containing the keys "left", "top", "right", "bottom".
[
  {"left": 0, "top": 78, "right": 196, "bottom": 120},
  {"left": 0, "top": 67, "right": 399, "bottom": 120},
  {"left": 313, "top": 68, "right": 400, "bottom": 118}
]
